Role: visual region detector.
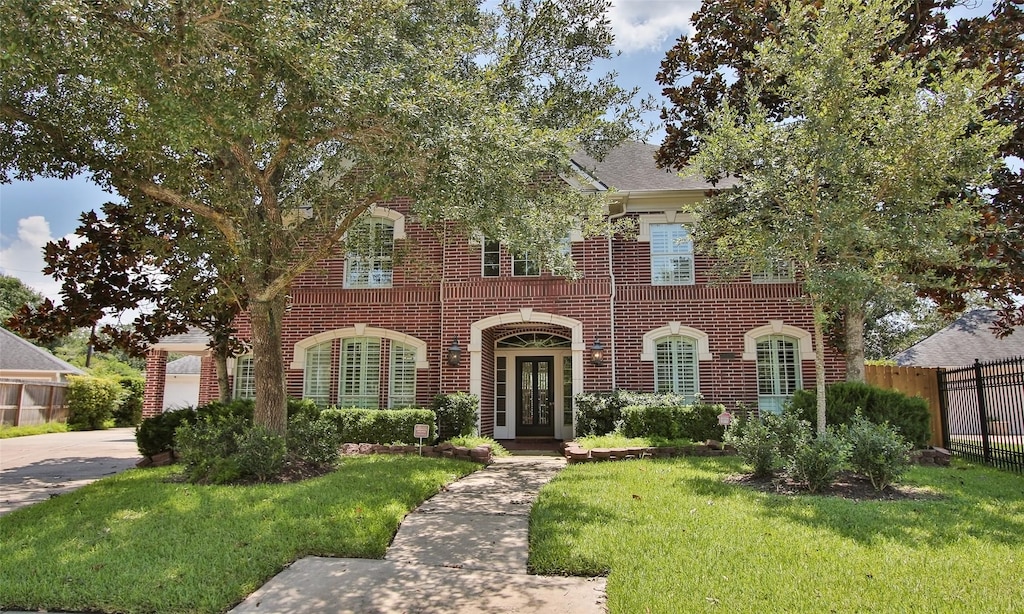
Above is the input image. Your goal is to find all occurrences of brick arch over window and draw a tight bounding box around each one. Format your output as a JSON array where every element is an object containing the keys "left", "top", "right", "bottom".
[
  {"left": 640, "top": 323, "right": 713, "bottom": 362},
  {"left": 741, "top": 321, "right": 815, "bottom": 361},
  {"left": 469, "top": 309, "right": 586, "bottom": 433},
  {"left": 289, "top": 325, "right": 429, "bottom": 370}
]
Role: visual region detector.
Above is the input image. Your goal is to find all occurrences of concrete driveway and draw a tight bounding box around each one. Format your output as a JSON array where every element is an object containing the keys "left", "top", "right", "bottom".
[{"left": 0, "top": 428, "right": 141, "bottom": 516}]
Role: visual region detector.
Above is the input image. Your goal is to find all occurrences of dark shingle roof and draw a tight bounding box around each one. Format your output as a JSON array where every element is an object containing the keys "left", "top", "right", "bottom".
[
  {"left": 570, "top": 142, "right": 736, "bottom": 192},
  {"left": 156, "top": 327, "right": 211, "bottom": 346},
  {"left": 894, "top": 310, "right": 1024, "bottom": 368},
  {"left": 0, "top": 327, "right": 85, "bottom": 375}
]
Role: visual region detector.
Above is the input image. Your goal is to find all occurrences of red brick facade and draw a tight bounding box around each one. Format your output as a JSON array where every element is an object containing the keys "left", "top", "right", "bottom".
[{"left": 146, "top": 194, "right": 846, "bottom": 438}]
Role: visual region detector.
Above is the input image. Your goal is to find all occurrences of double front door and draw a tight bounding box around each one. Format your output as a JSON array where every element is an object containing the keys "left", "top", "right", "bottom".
[{"left": 516, "top": 356, "right": 554, "bottom": 437}]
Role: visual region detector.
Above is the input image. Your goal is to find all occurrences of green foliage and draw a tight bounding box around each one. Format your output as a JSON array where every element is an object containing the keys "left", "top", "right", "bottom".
[
  {"left": 112, "top": 376, "right": 144, "bottom": 427},
  {"left": 233, "top": 425, "right": 287, "bottom": 483},
  {"left": 0, "top": 274, "right": 42, "bottom": 323},
  {"left": 66, "top": 375, "right": 124, "bottom": 430},
  {"left": 789, "top": 382, "right": 931, "bottom": 448},
  {"left": 575, "top": 391, "right": 701, "bottom": 437},
  {"left": 431, "top": 393, "right": 478, "bottom": 441},
  {"left": 620, "top": 402, "right": 726, "bottom": 442},
  {"left": 320, "top": 408, "right": 436, "bottom": 445},
  {"left": 842, "top": 414, "right": 912, "bottom": 491},
  {"left": 135, "top": 408, "right": 197, "bottom": 457},
  {"left": 763, "top": 408, "right": 812, "bottom": 461},
  {"left": 447, "top": 435, "right": 510, "bottom": 457},
  {"left": 286, "top": 414, "right": 340, "bottom": 468},
  {"left": 0, "top": 422, "right": 68, "bottom": 438},
  {"left": 787, "top": 431, "right": 852, "bottom": 493},
  {"left": 174, "top": 419, "right": 241, "bottom": 484},
  {"left": 725, "top": 417, "right": 780, "bottom": 478}
]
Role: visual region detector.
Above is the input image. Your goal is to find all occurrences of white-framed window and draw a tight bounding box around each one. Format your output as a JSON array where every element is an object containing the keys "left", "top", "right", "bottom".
[
  {"left": 654, "top": 336, "right": 699, "bottom": 403},
  {"left": 756, "top": 335, "right": 801, "bottom": 414},
  {"left": 389, "top": 342, "right": 417, "bottom": 407},
  {"left": 650, "top": 223, "right": 694, "bottom": 285},
  {"left": 303, "top": 341, "right": 332, "bottom": 407},
  {"left": 345, "top": 218, "right": 394, "bottom": 288},
  {"left": 513, "top": 251, "right": 539, "bottom": 276},
  {"left": 339, "top": 338, "right": 381, "bottom": 408},
  {"left": 482, "top": 239, "right": 500, "bottom": 277},
  {"left": 752, "top": 261, "right": 795, "bottom": 283},
  {"left": 233, "top": 355, "right": 255, "bottom": 400}
]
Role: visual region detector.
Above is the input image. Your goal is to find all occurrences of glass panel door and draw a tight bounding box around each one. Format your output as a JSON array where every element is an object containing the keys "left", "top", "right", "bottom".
[{"left": 516, "top": 356, "right": 555, "bottom": 436}]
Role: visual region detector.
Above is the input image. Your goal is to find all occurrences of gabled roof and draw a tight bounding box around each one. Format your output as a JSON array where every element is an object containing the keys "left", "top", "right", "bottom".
[
  {"left": 152, "top": 327, "right": 211, "bottom": 353},
  {"left": 894, "top": 309, "right": 1024, "bottom": 368},
  {"left": 570, "top": 141, "right": 736, "bottom": 192},
  {"left": 0, "top": 327, "right": 85, "bottom": 375},
  {"left": 167, "top": 355, "right": 202, "bottom": 375}
]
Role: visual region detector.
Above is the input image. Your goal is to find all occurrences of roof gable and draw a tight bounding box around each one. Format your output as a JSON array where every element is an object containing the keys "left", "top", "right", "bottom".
[
  {"left": 894, "top": 310, "right": 1024, "bottom": 368},
  {"left": 0, "top": 327, "right": 85, "bottom": 375}
]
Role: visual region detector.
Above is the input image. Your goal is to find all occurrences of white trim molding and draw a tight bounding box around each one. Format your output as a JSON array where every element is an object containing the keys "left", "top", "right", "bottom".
[
  {"left": 289, "top": 325, "right": 428, "bottom": 370},
  {"left": 741, "top": 320, "right": 815, "bottom": 361},
  {"left": 637, "top": 211, "right": 696, "bottom": 242},
  {"left": 640, "top": 323, "right": 713, "bottom": 362}
]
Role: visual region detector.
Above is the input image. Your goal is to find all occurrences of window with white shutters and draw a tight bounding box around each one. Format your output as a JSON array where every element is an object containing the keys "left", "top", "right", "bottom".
[
  {"left": 654, "top": 336, "right": 699, "bottom": 402},
  {"left": 339, "top": 338, "right": 381, "bottom": 408}
]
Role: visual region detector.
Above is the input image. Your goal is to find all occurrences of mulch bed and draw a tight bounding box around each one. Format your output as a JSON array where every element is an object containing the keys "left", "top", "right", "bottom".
[{"left": 724, "top": 470, "right": 940, "bottom": 501}]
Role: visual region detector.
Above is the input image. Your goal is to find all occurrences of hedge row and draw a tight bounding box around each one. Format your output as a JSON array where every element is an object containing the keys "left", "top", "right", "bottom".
[
  {"left": 576, "top": 390, "right": 726, "bottom": 442},
  {"left": 319, "top": 408, "right": 436, "bottom": 445},
  {"left": 788, "top": 381, "right": 931, "bottom": 448}
]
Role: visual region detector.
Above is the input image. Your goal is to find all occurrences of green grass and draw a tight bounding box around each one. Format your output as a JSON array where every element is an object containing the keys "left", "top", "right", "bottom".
[
  {"left": 531, "top": 457, "right": 1024, "bottom": 613},
  {"left": 447, "top": 435, "right": 511, "bottom": 456},
  {"left": 573, "top": 434, "right": 693, "bottom": 449},
  {"left": 0, "top": 455, "right": 477, "bottom": 614},
  {"left": 0, "top": 422, "right": 69, "bottom": 438}
]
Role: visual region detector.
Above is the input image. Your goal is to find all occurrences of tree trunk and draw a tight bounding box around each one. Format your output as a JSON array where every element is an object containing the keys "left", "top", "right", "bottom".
[
  {"left": 812, "top": 301, "right": 828, "bottom": 438},
  {"left": 844, "top": 304, "right": 866, "bottom": 383},
  {"left": 213, "top": 348, "right": 231, "bottom": 402},
  {"left": 249, "top": 294, "right": 288, "bottom": 436}
]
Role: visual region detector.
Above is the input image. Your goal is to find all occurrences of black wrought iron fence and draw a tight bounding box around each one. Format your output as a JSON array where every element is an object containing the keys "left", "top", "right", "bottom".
[{"left": 938, "top": 356, "right": 1024, "bottom": 473}]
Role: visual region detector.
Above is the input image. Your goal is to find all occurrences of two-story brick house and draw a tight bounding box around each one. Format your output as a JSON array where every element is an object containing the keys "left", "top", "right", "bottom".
[{"left": 143, "top": 142, "right": 845, "bottom": 440}]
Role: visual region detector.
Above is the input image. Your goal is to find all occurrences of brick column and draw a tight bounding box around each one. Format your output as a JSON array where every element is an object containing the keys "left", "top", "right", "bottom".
[{"left": 142, "top": 349, "right": 168, "bottom": 418}]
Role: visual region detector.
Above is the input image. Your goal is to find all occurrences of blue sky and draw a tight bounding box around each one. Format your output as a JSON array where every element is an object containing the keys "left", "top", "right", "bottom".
[{"left": 0, "top": 0, "right": 993, "bottom": 300}]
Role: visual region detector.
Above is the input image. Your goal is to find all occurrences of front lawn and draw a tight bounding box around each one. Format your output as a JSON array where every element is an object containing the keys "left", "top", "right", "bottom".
[
  {"left": 530, "top": 457, "right": 1024, "bottom": 613},
  {"left": 0, "top": 422, "right": 69, "bottom": 438},
  {"left": 0, "top": 455, "right": 477, "bottom": 614}
]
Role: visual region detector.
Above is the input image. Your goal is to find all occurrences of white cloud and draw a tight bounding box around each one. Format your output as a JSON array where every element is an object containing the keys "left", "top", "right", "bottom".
[
  {"left": 607, "top": 0, "right": 701, "bottom": 53},
  {"left": 0, "top": 216, "right": 81, "bottom": 302}
]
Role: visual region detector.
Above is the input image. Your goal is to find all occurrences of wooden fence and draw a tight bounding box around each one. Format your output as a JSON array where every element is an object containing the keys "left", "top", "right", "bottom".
[
  {"left": 865, "top": 364, "right": 943, "bottom": 447},
  {"left": 0, "top": 380, "right": 70, "bottom": 426}
]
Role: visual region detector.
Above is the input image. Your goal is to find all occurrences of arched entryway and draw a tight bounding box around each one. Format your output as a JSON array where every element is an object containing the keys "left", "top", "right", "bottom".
[{"left": 469, "top": 310, "right": 585, "bottom": 440}]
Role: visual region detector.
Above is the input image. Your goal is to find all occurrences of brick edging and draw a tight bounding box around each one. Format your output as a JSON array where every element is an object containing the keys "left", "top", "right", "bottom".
[
  {"left": 562, "top": 440, "right": 736, "bottom": 463},
  {"left": 341, "top": 442, "right": 493, "bottom": 464}
]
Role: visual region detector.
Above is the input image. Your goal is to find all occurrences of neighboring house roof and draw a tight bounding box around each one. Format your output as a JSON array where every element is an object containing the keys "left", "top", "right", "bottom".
[
  {"left": 0, "top": 327, "right": 85, "bottom": 375},
  {"left": 167, "top": 355, "right": 202, "bottom": 375},
  {"left": 570, "top": 141, "right": 736, "bottom": 192},
  {"left": 894, "top": 309, "right": 1024, "bottom": 368}
]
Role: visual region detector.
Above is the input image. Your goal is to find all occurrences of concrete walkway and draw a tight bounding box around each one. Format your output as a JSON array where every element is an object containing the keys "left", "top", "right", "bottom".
[
  {"left": 0, "top": 428, "right": 141, "bottom": 516},
  {"left": 230, "top": 456, "right": 607, "bottom": 614}
]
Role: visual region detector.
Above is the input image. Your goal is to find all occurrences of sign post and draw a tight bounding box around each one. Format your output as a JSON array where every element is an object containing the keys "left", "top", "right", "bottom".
[{"left": 413, "top": 423, "right": 430, "bottom": 455}]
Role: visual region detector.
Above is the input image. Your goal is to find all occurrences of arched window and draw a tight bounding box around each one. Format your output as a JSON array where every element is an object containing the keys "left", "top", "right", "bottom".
[
  {"left": 654, "top": 336, "right": 699, "bottom": 402},
  {"left": 756, "top": 335, "right": 801, "bottom": 414}
]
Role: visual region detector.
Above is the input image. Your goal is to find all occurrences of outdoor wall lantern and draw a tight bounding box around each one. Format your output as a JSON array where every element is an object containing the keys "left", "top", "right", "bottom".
[
  {"left": 590, "top": 339, "right": 606, "bottom": 366},
  {"left": 447, "top": 338, "right": 462, "bottom": 367}
]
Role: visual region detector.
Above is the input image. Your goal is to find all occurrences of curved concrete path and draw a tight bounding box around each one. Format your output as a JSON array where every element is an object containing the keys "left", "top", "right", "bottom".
[
  {"left": 0, "top": 428, "right": 141, "bottom": 516},
  {"left": 230, "top": 456, "right": 607, "bottom": 614}
]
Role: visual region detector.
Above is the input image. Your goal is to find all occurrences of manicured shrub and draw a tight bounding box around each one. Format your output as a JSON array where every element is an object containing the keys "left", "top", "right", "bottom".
[
  {"left": 763, "top": 409, "right": 811, "bottom": 462},
  {"left": 432, "top": 393, "right": 478, "bottom": 441},
  {"left": 287, "top": 414, "right": 340, "bottom": 467},
  {"left": 320, "top": 408, "right": 436, "bottom": 444},
  {"left": 575, "top": 391, "right": 707, "bottom": 438},
  {"left": 67, "top": 375, "right": 124, "bottom": 430},
  {"left": 288, "top": 397, "right": 321, "bottom": 421},
  {"left": 234, "top": 425, "right": 287, "bottom": 482},
  {"left": 113, "top": 376, "right": 145, "bottom": 427},
  {"left": 195, "top": 398, "right": 255, "bottom": 424},
  {"left": 789, "top": 382, "right": 930, "bottom": 448},
  {"left": 843, "top": 414, "right": 912, "bottom": 491},
  {"left": 725, "top": 416, "right": 780, "bottom": 478},
  {"left": 135, "top": 407, "right": 197, "bottom": 456},
  {"left": 175, "top": 419, "right": 241, "bottom": 483},
  {"left": 786, "top": 430, "right": 851, "bottom": 493},
  {"left": 620, "top": 402, "right": 726, "bottom": 441}
]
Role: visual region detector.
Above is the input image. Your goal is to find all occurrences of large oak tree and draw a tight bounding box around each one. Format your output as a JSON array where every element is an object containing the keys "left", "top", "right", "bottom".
[
  {"left": 658, "top": 0, "right": 1024, "bottom": 379},
  {"left": 678, "top": 0, "right": 1010, "bottom": 434},
  {"left": 0, "top": 0, "right": 637, "bottom": 435}
]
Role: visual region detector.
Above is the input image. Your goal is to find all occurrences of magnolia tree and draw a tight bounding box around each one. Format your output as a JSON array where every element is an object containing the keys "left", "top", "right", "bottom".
[
  {"left": 678, "top": 0, "right": 1010, "bottom": 434},
  {"left": 0, "top": 0, "right": 639, "bottom": 435},
  {"left": 658, "top": 0, "right": 1024, "bottom": 380}
]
